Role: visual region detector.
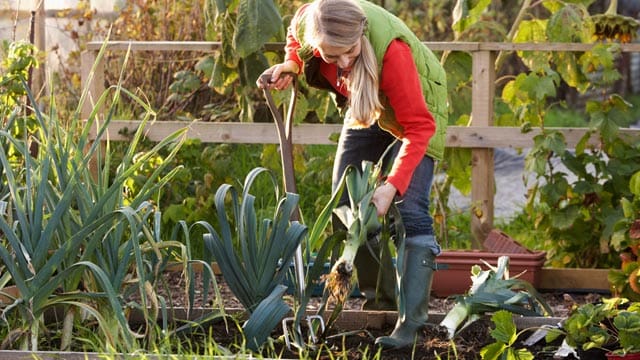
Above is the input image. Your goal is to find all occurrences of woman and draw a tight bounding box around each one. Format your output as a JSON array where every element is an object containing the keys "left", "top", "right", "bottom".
[{"left": 257, "top": 0, "right": 447, "bottom": 349}]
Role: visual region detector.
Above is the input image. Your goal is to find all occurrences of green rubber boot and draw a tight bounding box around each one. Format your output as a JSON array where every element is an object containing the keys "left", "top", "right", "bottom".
[
  {"left": 375, "top": 235, "right": 437, "bottom": 349},
  {"left": 354, "top": 236, "right": 396, "bottom": 311}
]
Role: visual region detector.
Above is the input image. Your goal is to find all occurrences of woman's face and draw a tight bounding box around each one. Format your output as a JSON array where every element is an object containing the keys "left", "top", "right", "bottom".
[{"left": 317, "top": 38, "right": 361, "bottom": 70}]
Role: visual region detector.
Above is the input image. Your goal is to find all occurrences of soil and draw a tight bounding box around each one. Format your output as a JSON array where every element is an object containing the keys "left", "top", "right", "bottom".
[{"left": 160, "top": 270, "right": 606, "bottom": 360}]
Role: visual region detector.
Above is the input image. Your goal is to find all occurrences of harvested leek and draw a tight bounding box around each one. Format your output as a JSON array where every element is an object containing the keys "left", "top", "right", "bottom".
[
  {"left": 325, "top": 161, "right": 382, "bottom": 306},
  {"left": 439, "top": 255, "right": 554, "bottom": 339}
]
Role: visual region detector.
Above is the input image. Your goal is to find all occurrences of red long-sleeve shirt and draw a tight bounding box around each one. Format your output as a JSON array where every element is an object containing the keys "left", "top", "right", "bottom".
[{"left": 284, "top": 7, "right": 436, "bottom": 195}]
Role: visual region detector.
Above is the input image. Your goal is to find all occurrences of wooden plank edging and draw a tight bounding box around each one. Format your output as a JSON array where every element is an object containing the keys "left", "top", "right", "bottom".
[{"left": 537, "top": 268, "right": 611, "bottom": 292}]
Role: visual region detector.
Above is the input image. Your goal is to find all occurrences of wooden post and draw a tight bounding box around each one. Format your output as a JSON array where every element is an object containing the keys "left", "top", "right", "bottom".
[
  {"left": 470, "top": 49, "right": 496, "bottom": 248},
  {"left": 80, "top": 49, "right": 105, "bottom": 179},
  {"left": 80, "top": 49, "right": 105, "bottom": 120},
  {"left": 31, "top": 1, "right": 46, "bottom": 97}
]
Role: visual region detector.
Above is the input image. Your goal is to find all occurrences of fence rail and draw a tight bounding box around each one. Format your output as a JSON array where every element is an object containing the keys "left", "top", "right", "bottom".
[{"left": 81, "top": 41, "right": 640, "bottom": 247}]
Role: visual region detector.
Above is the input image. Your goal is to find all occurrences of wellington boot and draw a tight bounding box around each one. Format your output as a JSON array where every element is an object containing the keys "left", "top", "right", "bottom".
[
  {"left": 354, "top": 236, "right": 396, "bottom": 311},
  {"left": 375, "top": 235, "right": 436, "bottom": 349}
]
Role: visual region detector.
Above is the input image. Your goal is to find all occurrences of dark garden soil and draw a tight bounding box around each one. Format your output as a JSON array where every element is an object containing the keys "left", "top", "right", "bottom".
[{"left": 160, "top": 270, "right": 606, "bottom": 359}]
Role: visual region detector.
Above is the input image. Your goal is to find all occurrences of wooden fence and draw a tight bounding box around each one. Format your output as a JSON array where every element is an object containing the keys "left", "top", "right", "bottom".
[{"left": 81, "top": 41, "right": 640, "bottom": 247}]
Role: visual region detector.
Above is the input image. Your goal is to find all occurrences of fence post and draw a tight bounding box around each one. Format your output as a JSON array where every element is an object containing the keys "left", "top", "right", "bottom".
[
  {"left": 80, "top": 49, "right": 105, "bottom": 178},
  {"left": 80, "top": 49, "right": 104, "bottom": 120},
  {"left": 470, "top": 49, "right": 496, "bottom": 248}
]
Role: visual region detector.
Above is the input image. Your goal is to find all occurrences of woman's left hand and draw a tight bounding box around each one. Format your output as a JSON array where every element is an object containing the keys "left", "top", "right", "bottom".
[{"left": 372, "top": 182, "right": 397, "bottom": 217}]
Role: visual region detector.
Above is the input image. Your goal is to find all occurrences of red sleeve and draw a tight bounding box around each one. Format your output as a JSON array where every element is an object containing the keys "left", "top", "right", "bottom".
[
  {"left": 284, "top": 4, "right": 309, "bottom": 74},
  {"left": 379, "top": 39, "right": 436, "bottom": 195}
]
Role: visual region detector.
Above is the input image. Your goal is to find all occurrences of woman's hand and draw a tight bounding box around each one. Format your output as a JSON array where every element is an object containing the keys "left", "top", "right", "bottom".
[
  {"left": 372, "top": 182, "right": 397, "bottom": 217},
  {"left": 256, "top": 60, "right": 299, "bottom": 90}
]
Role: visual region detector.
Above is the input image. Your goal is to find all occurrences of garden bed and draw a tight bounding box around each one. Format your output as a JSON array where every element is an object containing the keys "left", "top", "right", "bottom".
[
  {"left": 148, "top": 271, "right": 605, "bottom": 359},
  {"left": 0, "top": 270, "right": 605, "bottom": 359},
  {"left": 0, "top": 319, "right": 563, "bottom": 360}
]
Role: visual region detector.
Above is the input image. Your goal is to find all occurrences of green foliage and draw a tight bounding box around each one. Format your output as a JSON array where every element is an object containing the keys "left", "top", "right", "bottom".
[
  {"left": 524, "top": 95, "right": 640, "bottom": 268},
  {"left": 47, "top": 0, "right": 640, "bottom": 268},
  {"left": 481, "top": 310, "right": 535, "bottom": 360},
  {"left": 0, "top": 40, "right": 200, "bottom": 352},
  {"left": 0, "top": 41, "right": 39, "bottom": 147},
  {"left": 233, "top": 0, "right": 282, "bottom": 57},
  {"left": 562, "top": 298, "right": 640, "bottom": 355},
  {"left": 433, "top": 0, "right": 533, "bottom": 242},
  {"left": 608, "top": 169, "right": 640, "bottom": 300},
  {"left": 455, "top": 1, "right": 640, "bottom": 267},
  {"left": 156, "top": 142, "right": 268, "bottom": 253},
  {"left": 197, "top": 167, "right": 307, "bottom": 350},
  {"left": 116, "top": 140, "right": 333, "bottom": 259},
  {"left": 452, "top": 0, "right": 492, "bottom": 37},
  {"left": 438, "top": 207, "right": 474, "bottom": 250},
  {"left": 371, "top": 0, "right": 456, "bottom": 41},
  {"left": 0, "top": 41, "right": 38, "bottom": 109},
  {"left": 202, "top": 0, "right": 341, "bottom": 124},
  {"left": 495, "top": 210, "right": 548, "bottom": 253},
  {"left": 544, "top": 105, "right": 589, "bottom": 127}
]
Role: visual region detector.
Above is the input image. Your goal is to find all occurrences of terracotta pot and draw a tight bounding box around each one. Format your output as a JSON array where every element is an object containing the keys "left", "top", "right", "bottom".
[
  {"left": 606, "top": 352, "right": 640, "bottom": 360},
  {"left": 431, "top": 250, "right": 546, "bottom": 297},
  {"left": 577, "top": 347, "right": 608, "bottom": 360}
]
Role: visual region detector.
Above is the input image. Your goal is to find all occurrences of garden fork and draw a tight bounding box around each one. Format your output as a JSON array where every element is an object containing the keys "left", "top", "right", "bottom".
[{"left": 260, "top": 73, "right": 325, "bottom": 349}]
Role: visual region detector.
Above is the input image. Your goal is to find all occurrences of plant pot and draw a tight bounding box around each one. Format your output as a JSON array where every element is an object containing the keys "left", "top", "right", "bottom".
[
  {"left": 606, "top": 352, "right": 640, "bottom": 360},
  {"left": 431, "top": 250, "right": 546, "bottom": 297},
  {"left": 577, "top": 347, "right": 609, "bottom": 360}
]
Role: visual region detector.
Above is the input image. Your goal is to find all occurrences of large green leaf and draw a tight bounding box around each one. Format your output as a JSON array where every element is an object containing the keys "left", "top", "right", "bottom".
[
  {"left": 514, "top": 20, "right": 549, "bottom": 71},
  {"left": 238, "top": 51, "right": 270, "bottom": 85},
  {"left": 519, "top": 72, "right": 557, "bottom": 102},
  {"left": 243, "top": 284, "right": 291, "bottom": 351},
  {"left": 551, "top": 204, "right": 581, "bottom": 230},
  {"left": 489, "top": 310, "right": 517, "bottom": 345},
  {"left": 546, "top": 3, "right": 591, "bottom": 42},
  {"left": 553, "top": 52, "right": 588, "bottom": 91},
  {"left": 233, "top": 0, "right": 282, "bottom": 58},
  {"left": 630, "top": 171, "right": 640, "bottom": 196},
  {"left": 452, "top": 0, "right": 491, "bottom": 35},
  {"left": 443, "top": 51, "right": 472, "bottom": 122},
  {"left": 210, "top": 56, "right": 239, "bottom": 94},
  {"left": 447, "top": 148, "right": 472, "bottom": 196}
]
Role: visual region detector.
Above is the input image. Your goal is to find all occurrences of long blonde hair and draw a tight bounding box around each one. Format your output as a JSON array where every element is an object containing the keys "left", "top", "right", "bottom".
[{"left": 304, "top": 0, "right": 382, "bottom": 126}]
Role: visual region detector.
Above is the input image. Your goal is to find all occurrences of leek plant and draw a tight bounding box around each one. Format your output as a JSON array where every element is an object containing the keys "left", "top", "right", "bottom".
[
  {"left": 0, "top": 39, "right": 192, "bottom": 352},
  {"left": 198, "top": 167, "right": 307, "bottom": 351},
  {"left": 313, "top": 157, "right": 403, "bottom": 336},
  {"left": 324, "top": 161, "right": 382, "bottom": 307},
  {"left": 439, "top": 255, "right": 553, "bottom": 339},
  {"left": 275, "top": 143, "right": 402, "bottom": 351}
]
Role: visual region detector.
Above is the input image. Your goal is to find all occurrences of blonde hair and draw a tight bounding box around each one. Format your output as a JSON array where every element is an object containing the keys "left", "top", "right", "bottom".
[{"left": 304, "top": 0, "right": 382, "bottom": 126}]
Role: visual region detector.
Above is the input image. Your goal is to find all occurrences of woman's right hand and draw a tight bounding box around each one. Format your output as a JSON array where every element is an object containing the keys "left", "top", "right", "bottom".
[{"left": 256, "top": 60, "right": 299, "bottom": 90}]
